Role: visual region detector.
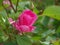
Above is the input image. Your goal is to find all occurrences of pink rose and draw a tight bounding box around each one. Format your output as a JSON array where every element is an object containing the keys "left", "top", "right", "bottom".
[{"left": 8, "top": 9, "right": 38, "bottom": 33}]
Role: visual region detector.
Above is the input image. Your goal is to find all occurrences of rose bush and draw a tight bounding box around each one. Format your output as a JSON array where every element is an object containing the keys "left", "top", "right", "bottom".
[{"left": 0, "top": 0, "right": 60, "bottom": 45}]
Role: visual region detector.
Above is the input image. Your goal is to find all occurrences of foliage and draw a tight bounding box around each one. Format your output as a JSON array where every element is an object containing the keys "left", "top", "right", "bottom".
[
  {"left": 0, "top": 0, "right": 60, "bottom": 45},
  {"left": 43, "top": 6, "right": 60, "bottom": 20}
]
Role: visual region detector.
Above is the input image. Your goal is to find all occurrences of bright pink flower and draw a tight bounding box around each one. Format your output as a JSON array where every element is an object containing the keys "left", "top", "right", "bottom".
[{"left": 8, "top": 9, "right": 38, "bottom": 33}]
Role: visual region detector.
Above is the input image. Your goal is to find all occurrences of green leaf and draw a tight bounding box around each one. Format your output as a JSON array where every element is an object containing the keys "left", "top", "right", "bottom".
[
  {"left": 18, "top": 1, "right": 31, "bottom": 11},
  {"left": 0, "top": 0, "right": 3, "bottom": 5},
  {"left": 0, "top": 30, "right": 4, "bottom": 43},
  {"left": 3, "top": 40, "right": 17, "bottom": 45},
  {"left": 16, "top": 35, "right": 32, "bottom": 45},
  {"left": 0, "top": 30, "right": 9, "bottom": 42},
  {"left": 40, "top": 16, "right": 50, "bottom": 26},
  {"left": 33, "top": 8, "right": 39, "bottom": 14},
  {"left": 1, "top": 35, "right": 9, "bottom": 42},
  {"left": 31, "top": 36, "right": 41, "bottom": 41},
  {"left": 0, "top": 0, "right": 3, "bottom": 11},
  {"left": 56, "top": 26, "right": 60, "bottom": 33},
  {"left": 43, "top": 6, "right": 60, "bottom": 20},
  {"left": 0, "top": 6, "right": 3, "bottom": 11}
]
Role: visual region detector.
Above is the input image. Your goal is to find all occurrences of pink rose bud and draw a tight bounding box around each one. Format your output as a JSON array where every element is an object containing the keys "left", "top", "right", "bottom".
[
  {"left": 3, "top": 0, "right": 10, "bottom": 5},
  {"left": 8, "top": 9, "right": 38, "bottom": 33}
]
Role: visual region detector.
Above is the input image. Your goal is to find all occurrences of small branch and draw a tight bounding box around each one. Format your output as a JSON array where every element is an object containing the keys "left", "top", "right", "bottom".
[
  {"left": 9, "top": 0, "right": 19, "bottom": 13},
  {"left": 16, "top": 0, "right": 19, "bottom": 12},
  {"left": 2, "top": 0, "right": 19, "bottom": 13},
  {"left": 9, "top": 0, "right": 16, "bottom": 13}
]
